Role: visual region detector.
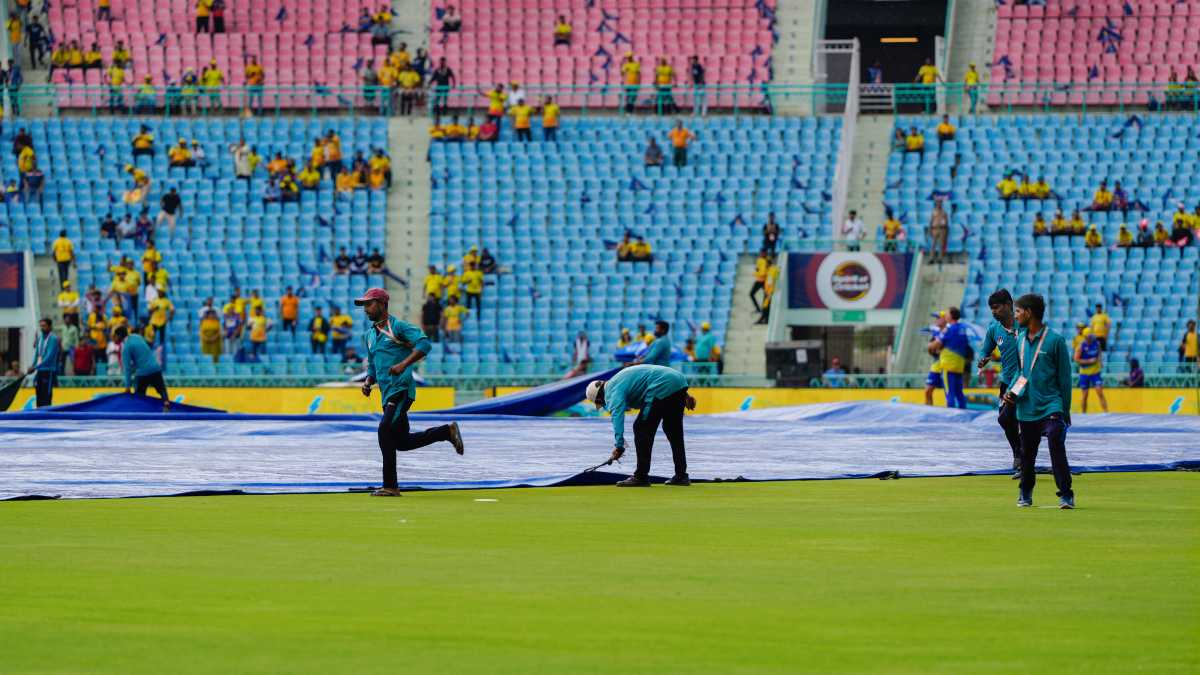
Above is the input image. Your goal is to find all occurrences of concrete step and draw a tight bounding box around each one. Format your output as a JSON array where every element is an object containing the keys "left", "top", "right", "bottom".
[
  {"left": 386, "top": 117, "right": 432, "bottom": 324},
  {"left": 722, "top": 255, "right": 770, "bottom": 376}
]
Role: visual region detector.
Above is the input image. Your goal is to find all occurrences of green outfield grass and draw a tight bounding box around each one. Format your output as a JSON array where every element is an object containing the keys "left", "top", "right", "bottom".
[{"left": 2, "top": 473, "right": 1197, "bottom": 674}]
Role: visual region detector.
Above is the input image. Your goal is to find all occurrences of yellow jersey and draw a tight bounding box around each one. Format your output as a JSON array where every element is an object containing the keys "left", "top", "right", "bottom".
[
  {"left": 655, "top": 64, "right": 673, "bottom": 86},
  {"left": 52, "top": 236, "right": 74, "bottom": 262},
  {"left": 622, "top": 60, "right": 641, "bottom": 85},
  {"left": 424, "top": 273, "right": 443, "bottom": 297},
  {"left": 510, "top": 104, "right": 533, "bottom": 129},
  {"left": 917, "top": 64, "right": 939, "bottom": 84},
  {"left": 1184, "top": 331, "right": 1198, "bottom": 358},
  {"left": 248, "top": 315, "right": 268, "bottom": 342},
  {"left": 443, "top": 304, "right": 467, "bottom": 331},
  {"left": 542, "top": 102, "right": 560, "bottom": 128},
  {"left": 1089, "top": 311, "right": 1110, "bottom": 337},
  {"left": 150, "top": 298, "right": 174, "bottom": 327},
  {"left": 461, "top": 269, "right": 484, "bottom": 294}
]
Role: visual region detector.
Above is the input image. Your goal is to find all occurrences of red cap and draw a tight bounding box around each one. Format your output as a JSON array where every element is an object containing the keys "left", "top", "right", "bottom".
[{"left": 353, "top": 287, "right": 390, "bottom": 306}]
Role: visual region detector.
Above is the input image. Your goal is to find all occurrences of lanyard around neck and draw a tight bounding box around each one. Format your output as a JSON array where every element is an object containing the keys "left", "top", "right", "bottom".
[{"left": 1019, "top": 329, "right": 1048, "bottom": 372}]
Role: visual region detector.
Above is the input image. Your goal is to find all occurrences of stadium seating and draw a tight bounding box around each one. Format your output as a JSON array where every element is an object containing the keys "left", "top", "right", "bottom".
[
  {"left": 428, "top": 0, "right": 776, "bottom": 104},
  {"left": 48, "top": 0, "right": 379, "bottom": 108},
  {"left": 424, "top": 115, "right": 839, "bottom": 376},
  {"left": 885, "top": 113, "right": 1200, "bottom": 366},
  {"left": 0, "top": 117, "right": 389, "bottom": 377},
  {"left": 991, "top": 0, "right": 1200, "bottom": 104}
]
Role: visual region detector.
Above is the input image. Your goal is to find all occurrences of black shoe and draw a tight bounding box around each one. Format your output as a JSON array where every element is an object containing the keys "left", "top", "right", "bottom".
[
  {"left": 665, "top": 474, "right": 691, "bottom": 486},
  {"left": 447, "top": 422, "right": 464, "bottom": 455},
  {"left": 616, "top": 475, "right": 651, "bottom": 487}
]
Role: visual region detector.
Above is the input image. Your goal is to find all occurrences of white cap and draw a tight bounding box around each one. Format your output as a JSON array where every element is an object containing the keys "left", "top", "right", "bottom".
[{"left": 585, "top": 381, "right": 603, "bottom": 404}]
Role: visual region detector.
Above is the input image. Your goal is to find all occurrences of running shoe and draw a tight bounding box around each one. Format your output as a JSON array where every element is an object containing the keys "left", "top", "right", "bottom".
[
  {"left": 664, "top": 474, "right": 691, "bottom": 486},
  {"left": 448, "top": 422, "right": 464, "bottom": 455},
  {"left": 616, "top": 475, "right": 651, "bottom": 487},
  {"left": 371, "top": 487, "right": 403, "bottom": 497},
  {"left": 1017, "top": 490, "right": 1033, "bottom": 508},
  {"left": 1059, "top": 495, "right": 1075, "bottom": 509}
]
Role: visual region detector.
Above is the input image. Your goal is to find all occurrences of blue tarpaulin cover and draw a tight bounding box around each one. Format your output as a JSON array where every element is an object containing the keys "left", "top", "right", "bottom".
[{"left": 1, "top": 401, "right": 1196, "bottom": 499}]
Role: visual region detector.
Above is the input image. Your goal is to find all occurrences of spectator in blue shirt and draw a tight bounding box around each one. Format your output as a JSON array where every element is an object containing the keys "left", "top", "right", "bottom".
[{"left": 823, "top": 357, "right": 847, "bottom": 387}]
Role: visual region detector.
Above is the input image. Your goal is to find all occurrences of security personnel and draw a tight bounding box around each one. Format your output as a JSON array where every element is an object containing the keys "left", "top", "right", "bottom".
[
  {"left": 586, "top": 364, "right": 695, "bottom": 487},
  {"left": 356, "top": 287, "right": 464, "bottom": 497},
  {"left": 977, "top": 289, "right": 1023, "bottom": 476}
]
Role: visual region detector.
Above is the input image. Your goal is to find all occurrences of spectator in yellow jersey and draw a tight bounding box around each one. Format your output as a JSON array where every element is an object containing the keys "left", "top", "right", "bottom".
[
  {"left": 617, "top": 327, "right": 633, "bottom": 348},
  {"left": 111, "top": 40, "right": 130, "bottom": 68},
  {"left": 168, "top": 139, "right": 194, "bottom": 168},
  {"left": 323, "top": 130, "right": 344, "bottom": 176},
  {"left": 995, "top": 172, "right": 1018, "bottom": 201},
  {"left": 141, "top": 240, "right": 162, "bottom": 278},
  {"left": 554, "top": 15, "right": 572, "bottom": 46},
  {"left": 1171, "top": 202, "right": 1190, "bottom": 231},
  {"left": 1089, "top": 303, "right": 1112, "bottom": 351},
  {"left": 1031, "top": 176, "right": 1052, "bottom": 199},
  {"left": 621, "top": 52, "right": 641, "bottom": 113},
  {"left": 541, "top": 97, "right": 560, "bottom": 142},
  {"left": 462, "top": 246, "right": 480, "bottom": 270},
  {"left": 616, "top": 232, "right": 634, "bottom": 261},
  {"left": 201, "top": 60, "right": 224, "bottom": 110},
  {"left": 195, "top": 0, "right": 214, "bottom": 33},
  {"left": 467, "top": 117, "right": 480, "bottom": 140},
  {"left": 244, "top": 56, "right": 265, "bottom": 112},
  {"left": 67, "top": 40, "right": 84, "bottom": 68},
  {"left": 149, "top": 291, "right": 175, "bottom": 346},
  {"left": 298, "top": 162, "right": 321, "bottom": 190},
  {"left": 330, "top": 306, "right": 354, "bottom": 356},
  {"left": 423, "top": 265, "right": 444, "bottom": 299},
  {"left": 914, "top": 57, "right": 941, "bottom": 110},
  {"left": 58, "top": 280, "right": 80, "bottom": 318},
  {"left": 482, "top": 83, "right": 507, "bottom": 133},
  {"left": 964, "top": 63, "right": 980, "bottom": 113},
  {"left": 883, "top": 210, "right": 904, "bottom": 251},
  {"left": 309, "top": 306, "right": 329, "bottom": 354},
  {"left": 441, "top": 295, "right": 467, "bottom": 342},
  {"left": 266, "top": 152, "right": 288, "bottom": 177},
  {"left": 749, "top": 249, "right": 770, "bottom": 311},
  {"left": 1069, "top": 209, "right": 1086, "bottom": 235},
  {"left": 1180, "top": 319, "right": 1198, "bottom": 364},
  {"left": 1084, "top": 224, "right": 1103, "bottom": 248},
  {"left": 368, "top": 149, "right": 391, "bottom": 189},
  {"left": 123, "top": 163, "right": 151, "bottom": 205},
  {"left": 1032, "top": 212, "right": 1048, "bottom": 237},
  {"left": 51, "top": 229, "right": 74, "bottom": 285},
  {"left": 1071, "top": 322, "right": 1086, "bottom": 354},
  {"left": 1154, "top": 220, "right": 1170, "bottom": 245},
  {"left": 758, "top": 256, "right": 780, "bottom": 324},
  {"left": 443, "top": 116, "right": 467, "bottom": 142},
  {"left": 935, "top": 114, "right": 955, "bottom": 151},
  {"left": 83, "top": 43, "right": 102, "bottom": 70},
  {"left": 630, "top": 236, "right": 653, "bottom": 262},
  {"left": 655, "top": 57, "right": 677, "bottom": 114},
  {"left": 510, "top": 100, "right": 534, "bottom": 143},
  {"left": 1116, "top": 223, "right": 1134, "bottom": 248},
  {"left": 1087, "top": 180, "right": 1113, "bottom": 211},
  {"left": 199, "top": 308, "right": 222, "bottom": 362},
  {"left": 279, "top": 174, "right": 300, "bottom": 202},
  {"left": 335, "top": 167, "right": 357, "bottom": 194},
  {"left": 442, "top": 264, "right": 461, "bottom": 302},
  {"left": 1017, "top": 174, "right": 1038, "bottom": 199},
  {"left": 461, "top": 261, "right": 484, "bottom": 317},
  {"left": 398, "top": 65, "right": 421, "bottom": 116},
  {"left": 904, "top": 126, "right": 925, "bottom": 161}
]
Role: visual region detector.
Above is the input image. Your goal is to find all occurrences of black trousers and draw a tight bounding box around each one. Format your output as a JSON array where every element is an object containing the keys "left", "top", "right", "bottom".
[
  {"left": 749, "top": 280, "right": 765, "bottom": 311},
  {"left": 379, "top": 394, "right": 452, "bottom": 489},
  {"left": 466, "top": 292, "right": 481, "bottom": 316},
  {"left": 282, "top": 318, "right": 296, "bottom": 334},
  {"left": 632, "top": 388, "right": 689, "bottom": 479},
  {"left": 56, "top": 260, "right": 70, "bottom": 284},
  {"left": 135, "top": 371, "right": 169, "bottom": 400},
  {"left": 997, "top": 382, "right": 1022, "bottom": 467},
  {"left": 35, "top": 370, "right": 54, "bottom": 407},
  {"left": 1018, "top": 414, "right": 1073, "bottom": 500}
]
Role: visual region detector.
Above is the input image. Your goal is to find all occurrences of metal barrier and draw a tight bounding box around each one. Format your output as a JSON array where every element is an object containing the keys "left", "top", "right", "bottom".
[
  {"left": 9, "top": 83, "right": 850, "bottom": 119},
  {"left": 891, "top": 81, "right": 1200, "bottom": 116}
]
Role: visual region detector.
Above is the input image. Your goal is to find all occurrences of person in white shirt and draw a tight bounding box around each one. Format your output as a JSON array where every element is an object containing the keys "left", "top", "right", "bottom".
[
  {"left": 197, "top": 296, "right": 216, "bottom": 320},
  {"left": 842, "top": 209, "right": 865, "bottom": 251},
  {"left": 229, "top": 140, "right": 253, "bottom": 180},
  {"left": 508, "top": 81, "right": 526, "bottom": 107}
]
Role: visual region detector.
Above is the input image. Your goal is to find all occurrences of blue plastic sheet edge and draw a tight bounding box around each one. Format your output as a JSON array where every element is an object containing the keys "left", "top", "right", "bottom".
[{"left": 6, "top": 461, "right": 1197, "bottom": 501}]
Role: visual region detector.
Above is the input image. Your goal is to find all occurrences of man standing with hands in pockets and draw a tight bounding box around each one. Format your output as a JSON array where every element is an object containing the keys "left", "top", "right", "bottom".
[
  {"left": 1003, "top": 294, "right": 1076, "bottom": 509},
  {"left": 356, "top": 287, "right": 464, "bottom": 497}
]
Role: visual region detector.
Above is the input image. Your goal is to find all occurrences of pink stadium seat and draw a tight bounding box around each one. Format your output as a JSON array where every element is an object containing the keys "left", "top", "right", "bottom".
[{"left": 991, "top": 1, "right": 1190, "bottom": 103}]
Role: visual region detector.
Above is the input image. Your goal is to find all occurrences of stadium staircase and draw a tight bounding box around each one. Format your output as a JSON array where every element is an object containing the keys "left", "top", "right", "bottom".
[
  {"left": 946, "top": 0, "right": 996, "bottom": 112},
  {"left": 386, "top": 117, "right": 433, "bottom": 323},
  {"left": 843, "top": 115, "right": 893, "bottom": 246},
  {"left": 723, "top": 253, "right": 770, "bottom": 376},
  {"left": 894, "top": 256, "right": 968, "bottom": 374},
  {"left": 33, "top": 255, "right": 63, "bottom": 325},
  {"left": 774, "top": 0, "right": 819, "bottom": 110}
]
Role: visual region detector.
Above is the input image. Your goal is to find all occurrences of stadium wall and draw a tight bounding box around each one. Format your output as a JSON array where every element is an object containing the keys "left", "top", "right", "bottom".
[{"left": 11, "top": 387, "right": 457, "bottom": 415}]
